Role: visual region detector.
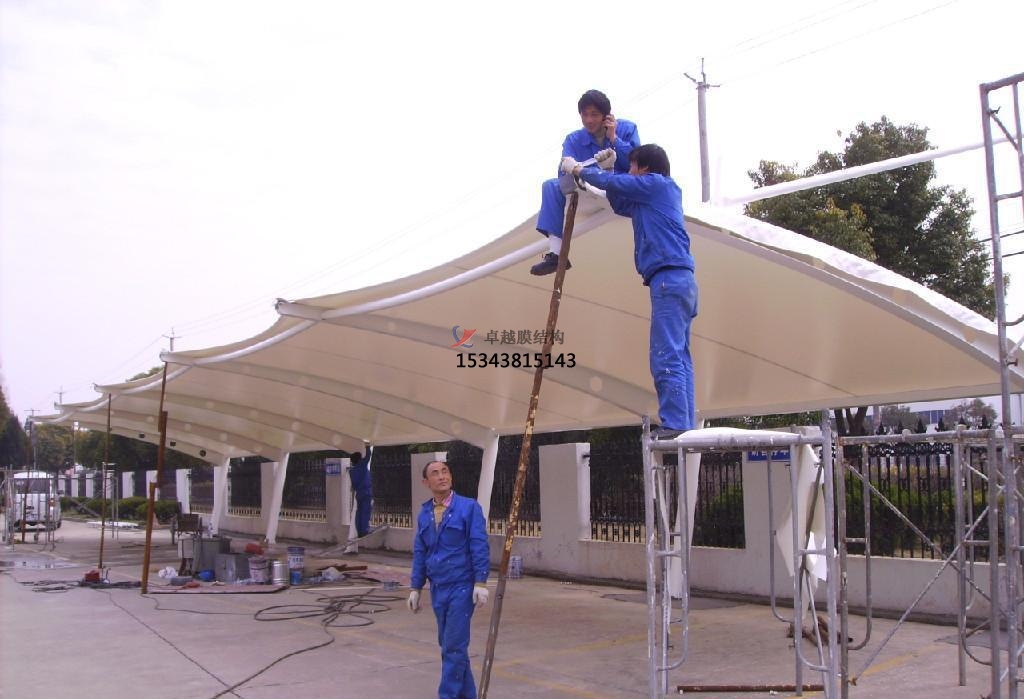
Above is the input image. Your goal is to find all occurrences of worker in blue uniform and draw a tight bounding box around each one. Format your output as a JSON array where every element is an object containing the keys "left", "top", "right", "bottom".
[
  {"left": 530, "top": 89, "right": 641, "bottom": 276},
  {"left": 408, "top": 460, "right": 490, "bottom": 699},
  {"left": 568, "top": 144, "right": 697, "bottom": 438},
  {"left": 347, "top": 445, "right": 373, "bottom": 537}
]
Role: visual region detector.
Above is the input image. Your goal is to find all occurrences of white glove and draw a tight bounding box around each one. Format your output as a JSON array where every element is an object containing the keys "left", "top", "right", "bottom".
[
  {"left": 595, "top": 148, "right": 616, "bottom": 170},
  {"left": 472, "top": 585, "right": 489, "bottom": 608},
  {"left": 560, "top": 156, "right": 580, "bottom": 175},
  {"left": 407, "top": 589, "right": 421, "bottom": 613}
]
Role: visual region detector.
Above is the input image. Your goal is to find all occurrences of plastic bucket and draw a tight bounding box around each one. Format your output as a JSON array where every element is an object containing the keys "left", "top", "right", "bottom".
[
  {"left": 271, "top": 559, "right": 289, "bottom": 585},
  {"left": 287, "top": 545, "right": 305, "bottom": 571},
  {"left": 508, "top": 555, "right": 523, "bottom": 579},
  {"left": 249, "top": 556, "right": 269, "bottom": 584}
]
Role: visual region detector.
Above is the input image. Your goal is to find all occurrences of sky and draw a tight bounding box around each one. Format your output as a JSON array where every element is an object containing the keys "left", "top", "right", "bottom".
[{"left": 1, "top": 0, "right": 1023, "bottom": 419}]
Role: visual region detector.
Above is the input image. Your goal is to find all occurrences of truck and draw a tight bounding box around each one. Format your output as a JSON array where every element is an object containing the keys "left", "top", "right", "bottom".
[{"left": 9, "top": 471, "right": 62, "bottom": 530}]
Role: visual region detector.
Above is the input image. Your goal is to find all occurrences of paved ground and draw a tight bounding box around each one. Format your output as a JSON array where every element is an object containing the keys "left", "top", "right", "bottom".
[{"left": 0, "top": 519, "right": 999, "bottom": 698}]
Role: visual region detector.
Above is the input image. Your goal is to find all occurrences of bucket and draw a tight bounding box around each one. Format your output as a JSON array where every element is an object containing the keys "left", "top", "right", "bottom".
[
  {"left": 287, "top": 545, "right": 305, "bottom": 571},
  {"left": 249, "top": 556, "right": 269, "bottom": 584},
  {"left": 271, "top": 559, "right": 289, "bottom": 585},
  {"left": 508, "top": 555, "right": 523, "bottom": 579}
]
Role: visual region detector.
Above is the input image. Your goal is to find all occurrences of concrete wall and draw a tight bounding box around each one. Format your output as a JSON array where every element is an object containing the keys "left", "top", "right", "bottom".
[{"left": 188, "top": 443, "right": 991, "bottom": 618}]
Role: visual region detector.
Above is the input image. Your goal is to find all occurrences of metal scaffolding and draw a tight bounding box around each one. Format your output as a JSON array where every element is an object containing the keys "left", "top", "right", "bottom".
[{"left": 639, "top": 72, "right": 1024, "bottom": 699}]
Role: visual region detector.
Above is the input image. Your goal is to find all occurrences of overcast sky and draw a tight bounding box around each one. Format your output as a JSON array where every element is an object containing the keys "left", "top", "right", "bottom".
[{"left": 1, "top": 0, "right": 1022, "bottom": 418}]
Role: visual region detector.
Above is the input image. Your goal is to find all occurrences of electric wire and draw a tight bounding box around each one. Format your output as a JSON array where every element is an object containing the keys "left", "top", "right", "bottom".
[
  {"left": 719, "top": 0, "right": 963, "bottom": 88},
  {"left": 207, "top": 588, "right": 403, "bottom": 699}
]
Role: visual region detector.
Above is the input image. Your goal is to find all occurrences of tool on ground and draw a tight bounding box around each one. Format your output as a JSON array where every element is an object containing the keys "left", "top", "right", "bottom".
[{"left": 478, "top": 189, "right": 580, "bottom": 698}]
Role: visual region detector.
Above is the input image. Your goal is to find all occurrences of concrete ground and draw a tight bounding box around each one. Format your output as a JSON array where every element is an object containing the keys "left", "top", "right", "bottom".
[{"left": 0, "top": 519, "right": 998, "bottom": 699}]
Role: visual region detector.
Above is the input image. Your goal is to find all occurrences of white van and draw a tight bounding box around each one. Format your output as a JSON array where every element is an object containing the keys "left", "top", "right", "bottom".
[{"left": 9, "top": 471, "right": 62, "bottom": 530}]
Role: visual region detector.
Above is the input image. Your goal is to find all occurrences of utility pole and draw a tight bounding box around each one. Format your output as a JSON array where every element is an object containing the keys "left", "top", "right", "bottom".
[
  {"left": 684, "top": 59, "right": 718, "bottom": 203},
  {"left": 24, "top": 410, "right": 38, "bottom": 469},
  {"left": 163, "top": 328, "right": 178, "bottom": 352}
]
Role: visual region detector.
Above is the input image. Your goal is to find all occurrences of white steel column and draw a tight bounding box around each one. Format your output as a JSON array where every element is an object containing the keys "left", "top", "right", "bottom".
[
  {"left": 264, "top": 453, "right": 291, "bottom": 544},
  {"left": 210, "top": 457, "right": 230, "bottom": 534},
  {"left": 477, "top": 431, "right": 500, "bottom": 521}
]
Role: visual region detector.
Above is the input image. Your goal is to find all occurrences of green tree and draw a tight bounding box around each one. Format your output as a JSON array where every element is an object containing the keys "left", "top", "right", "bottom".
[
  {"left": 0, "top": 385, "right": 29, "bottom": 468},
  {"left": 878, "top": 404, "right": 917, "bottom": 431},
  {"left": 31, "top": 423, "right": 73, "bottom": 472},
  {"left": 747, "top": 117, "right": 997, "bottom": 435},
  {"left": 942, "top": 398, "right": 997, "bottom": 428},
  {"left": 747, "top": 117, "right": 995, "bottom": 317}
]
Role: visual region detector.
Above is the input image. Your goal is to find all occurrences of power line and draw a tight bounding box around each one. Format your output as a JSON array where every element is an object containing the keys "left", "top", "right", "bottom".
[{"left": 719, "top": 0, "right": 963, "bottom": 87}]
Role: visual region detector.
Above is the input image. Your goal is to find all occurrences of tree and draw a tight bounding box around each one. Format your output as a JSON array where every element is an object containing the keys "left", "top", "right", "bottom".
[
  {"left": 747, "top": 117, "right": 998, "bottom": 435},
  {"left": 31, "top": 423, "right": 73, "bottom": 472},
  {"left": 0, "top": 417, "right": 28, "bottom": 468},
  {"left": 878, "top": 404, "right": 916, "bottom": 431},
  {"left": 942, "top": 398, "right": 997, "bottom": 428},
  {"left": 747, "top": 117, "right": 995, "bottom": 317}
]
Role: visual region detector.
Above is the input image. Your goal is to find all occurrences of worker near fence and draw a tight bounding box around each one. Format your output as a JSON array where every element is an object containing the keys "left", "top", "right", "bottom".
[
  {"left": 347, "top": 445, "right": 374, "bottom": 537},
  {"left": 567, "top": 144, "right": 697, "bottom": 439},
  {"left": 408, "top": 460, "right": 490, "bottom": 699},
  {"left": 530, "top": 89, "right": 640, "bottom": 276}
]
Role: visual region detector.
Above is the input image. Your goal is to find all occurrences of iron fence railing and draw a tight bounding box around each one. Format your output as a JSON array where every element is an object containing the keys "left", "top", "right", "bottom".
[
  {"left": 229, "top": 458, "right": 262, "bottom": 510},
  {"left": 588, "top": 428, "right": 745, "bottom": 548},
  {"left": 189, "top": 464, "right": 214, "bottom": 512},
  {"left": 371, "top": 446, "right": 413, "bottom": 529},
  {"left": 281, "top": 453, "right": 328, "bottom": 515},
  {"left": 589, "top": 429, "right": 645, "bottom": 543},
  {"left": 692, "top": 451, "right": 745, "bottom": 548},
  {"left": 840, "top": 441, "right": 995, "bottom": 560}
]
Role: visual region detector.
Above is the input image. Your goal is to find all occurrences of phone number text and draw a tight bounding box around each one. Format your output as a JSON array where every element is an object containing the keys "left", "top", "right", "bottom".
[{"left": 456, "top": 352, "right": 576, "bottom": 369}]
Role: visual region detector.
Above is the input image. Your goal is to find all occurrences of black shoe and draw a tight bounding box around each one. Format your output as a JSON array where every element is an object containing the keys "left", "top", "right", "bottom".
[
  {"left": 529, "top": 252, "right": 571, "bottom": 276},
  {"left": 651, "top": 427, "right": 684, "bottom": 440}
]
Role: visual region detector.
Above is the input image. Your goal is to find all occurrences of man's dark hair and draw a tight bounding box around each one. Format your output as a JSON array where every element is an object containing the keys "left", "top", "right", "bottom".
[
  {"left": 578, "top": 89, "right": 611, "bottom": 116},
  {"left": 629, "top": 144, "right": 671, "bottom": 176},
  {"left": 350, "top": 451, "right": 362, "bottom": 463},
  {"left": 422, "top": 460, "right": 449, "bottom": 478}
]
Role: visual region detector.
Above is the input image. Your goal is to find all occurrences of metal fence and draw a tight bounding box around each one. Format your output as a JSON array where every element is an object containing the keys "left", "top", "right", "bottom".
[
  {"left": 588, "top": 428, "right": 746, "bottom": 547},
  {"left": 840, "top": 440, "right": 992, "bottom": 560},
  {"left": 281, "top": 453, "right": 328, "bottom": 521},
  {"left": 371, "top": 446, "right": 412, "bottom": 528},
  {"left": 189, "top": 464, "right": 214, "bottom": 513},
  {"left": 228, "top": 457, "right": 262, "bottom": 516}
]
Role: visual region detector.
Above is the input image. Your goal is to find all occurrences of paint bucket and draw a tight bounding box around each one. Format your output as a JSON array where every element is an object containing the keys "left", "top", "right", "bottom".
[
  {"left": 271, "top": 559, "right": 289, "bottom": 585},
  {"left": 287, "top": 545, "right": 305, "bottom": 571},
  {"left": 508, "top": 555, "right": 523, "bottom": 579},
  {"left": 249, "top": 556, "right": 269, "bottom": 584}
]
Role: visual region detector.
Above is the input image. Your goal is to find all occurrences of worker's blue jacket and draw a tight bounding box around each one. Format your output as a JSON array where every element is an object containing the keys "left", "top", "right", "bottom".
[
  {"left": 578, "top": 168, "right": 694, "bottom": 284},
  {"left": 410, "top": 492, "right": 490, "bottom": 590},
  {"left": 560, "top": 120, "right": 640, "bottom": 175}
]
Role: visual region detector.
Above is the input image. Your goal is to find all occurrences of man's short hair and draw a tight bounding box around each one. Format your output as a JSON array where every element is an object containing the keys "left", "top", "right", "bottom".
[
  {"left": 578, "top": 89, "right": 611, "bottom": 116},
  {"left": 630, "top": 144, "right": 671, "bottom": 177},
  {"left": 422, "top": 460, "right": 449, "bottom": 478},
  {"left": 350, "top": 451, "right": 362, "bottom": 463}
]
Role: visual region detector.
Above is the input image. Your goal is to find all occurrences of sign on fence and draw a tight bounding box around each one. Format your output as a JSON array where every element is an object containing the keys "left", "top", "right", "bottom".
[{"left": 746, "top": 449, "right": 790, "bottom": 462}]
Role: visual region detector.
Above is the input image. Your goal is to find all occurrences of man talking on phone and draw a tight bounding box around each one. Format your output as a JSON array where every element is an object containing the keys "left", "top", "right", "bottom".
[{"left": 530, "top": 89, "right": 641, "bottom": 276}]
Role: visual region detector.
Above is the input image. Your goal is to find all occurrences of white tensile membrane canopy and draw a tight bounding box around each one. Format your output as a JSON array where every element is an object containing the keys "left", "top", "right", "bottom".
[{"left": 39, "top": 193, "right": 1024, "bottom": 459}]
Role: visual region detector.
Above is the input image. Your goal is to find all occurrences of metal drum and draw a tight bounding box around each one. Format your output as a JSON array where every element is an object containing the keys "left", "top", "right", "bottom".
[{"left": 271, "top": 559, "right": 289, "bottom": 585}]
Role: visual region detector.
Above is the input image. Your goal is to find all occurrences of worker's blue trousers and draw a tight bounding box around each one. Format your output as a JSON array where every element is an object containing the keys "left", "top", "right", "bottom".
[
  {"left": 430, "top": 581, "right": 477, "bottom": 699},
  {"left": 536, "top": 177, "right": 567, "bottom": 238},
  {"left": 649, "top": 267, "right": 698, "bottom": 430},
  {"left": 354, "top": 491, "right": 372, "bottom": 537}
]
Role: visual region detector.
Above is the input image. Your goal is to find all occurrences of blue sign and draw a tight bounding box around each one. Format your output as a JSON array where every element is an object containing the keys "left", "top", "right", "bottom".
[
  {"left": 746, "top": 449, "right": 790, "bottom": 462},
  {"left": 325, "top": 462, "right": 342, "bottom": 475}
]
